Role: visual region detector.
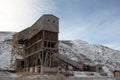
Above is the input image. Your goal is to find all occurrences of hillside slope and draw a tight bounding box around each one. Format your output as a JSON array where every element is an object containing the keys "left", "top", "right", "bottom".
[
  {"left": 59, "top": 40, "right": 120, "bottom": 71},
  {"left": 0, "top": 32, "right": 15, "bottom": 69},
  {"left": 0, "top": 32, "right": 120, "bottom": 72}
]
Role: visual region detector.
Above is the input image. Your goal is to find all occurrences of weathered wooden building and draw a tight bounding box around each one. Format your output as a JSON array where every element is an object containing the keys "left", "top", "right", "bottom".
[
  {"left": 113, "top": 70, "right": 120, "bottom": 77},
  {"left": 13, "top": 14, "right": 84, "bottom": 73},
  {"left": 13, "top": 14, "right": 60, "bottom": 73}
]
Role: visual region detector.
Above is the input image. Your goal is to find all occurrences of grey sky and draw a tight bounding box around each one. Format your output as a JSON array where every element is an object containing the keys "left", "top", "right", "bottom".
[{"left": 0, "top": 0, "right": 120, "bottom": 50}]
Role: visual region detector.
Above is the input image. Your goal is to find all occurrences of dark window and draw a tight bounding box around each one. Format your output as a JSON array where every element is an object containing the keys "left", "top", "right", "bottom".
[
  {"left": 53, "top": 20, "right": 55, "bottom": 23},
  {"left": 48, "top": 42, "right": 51, "bottom": 47},
  {"left": 99, "top": 67, "right": 102, "bottom": 71},
  {"left": 51, "top": 43, "right": 55, "bottom": 48}
]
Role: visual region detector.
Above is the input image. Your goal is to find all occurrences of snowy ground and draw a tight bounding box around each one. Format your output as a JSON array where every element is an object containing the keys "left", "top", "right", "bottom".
[
  {"left": 0, "top": 71, "right": 119, "bottom": 80},
  {"left": 0, "top": 71, "right": 17, "bottom": 77}
]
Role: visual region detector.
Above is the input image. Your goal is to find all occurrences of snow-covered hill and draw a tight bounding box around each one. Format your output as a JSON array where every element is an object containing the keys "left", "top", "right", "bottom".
[
  {"left": 0, "top": 32, "right": 15, "bottom": 69},
  {"left": 0, "top": 32, "right": 120, "bottom": 72},
  {"left": 59, "top": 40, "right": 120, "bottom": 71}
]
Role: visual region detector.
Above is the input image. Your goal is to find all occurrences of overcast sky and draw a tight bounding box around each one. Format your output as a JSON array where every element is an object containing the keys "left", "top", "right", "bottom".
[{"left": 0, "top": 0, "right": 120, "bottom": 50}]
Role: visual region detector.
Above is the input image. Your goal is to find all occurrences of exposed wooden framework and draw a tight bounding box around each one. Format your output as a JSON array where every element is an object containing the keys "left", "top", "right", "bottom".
[
  {"left": 13, "top": 14, "right": 59, "bottom": 73},
  {"left": 13, "top": 14, "right": 86, "bottom": 73}
]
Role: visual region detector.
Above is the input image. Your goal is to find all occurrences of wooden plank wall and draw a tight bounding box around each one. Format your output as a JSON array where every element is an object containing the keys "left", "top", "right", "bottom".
[{"left": 113, "top": 71, "right": 120, "bottom": 77}]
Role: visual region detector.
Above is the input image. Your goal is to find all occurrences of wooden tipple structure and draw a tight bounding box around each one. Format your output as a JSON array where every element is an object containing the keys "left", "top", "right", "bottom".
[{"left": 13, "top": 14, "right": 83, "bottom": 73}]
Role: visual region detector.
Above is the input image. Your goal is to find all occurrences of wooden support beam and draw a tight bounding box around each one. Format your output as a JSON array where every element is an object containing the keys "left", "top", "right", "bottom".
[
  {"left": 25, "top": 39, "right": 42, "bottom": 49},
  {"left": 39, "top": 52, "right": 42, "bottom": 65},
  {"left": 44, "top": 51, "right": 48, "bottom": 66}
]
